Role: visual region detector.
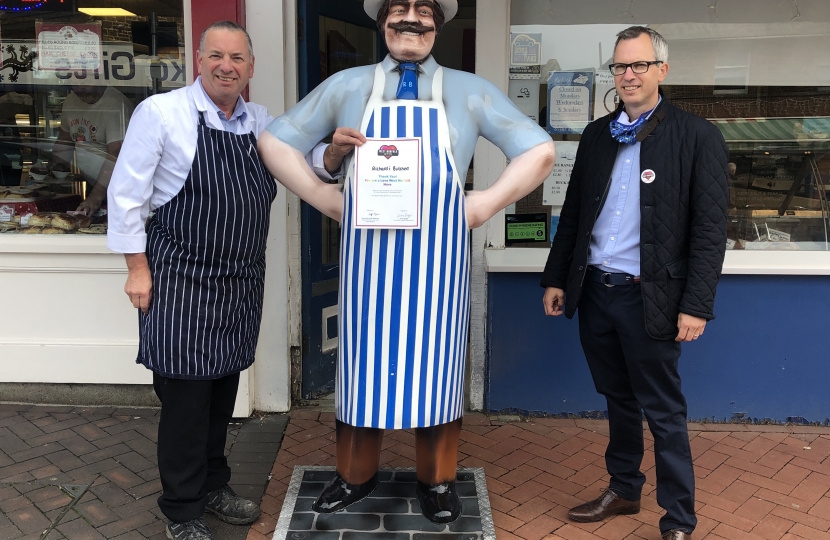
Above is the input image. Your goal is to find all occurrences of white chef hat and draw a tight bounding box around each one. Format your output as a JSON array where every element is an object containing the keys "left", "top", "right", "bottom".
[{"left": 364, "top": 0, "right": 458, "bottom": 22}]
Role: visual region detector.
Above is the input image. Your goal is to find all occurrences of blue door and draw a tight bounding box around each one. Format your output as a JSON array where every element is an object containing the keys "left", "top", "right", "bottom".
[{"left": 298, "top": 0, "right": 383, "bottom": 399}]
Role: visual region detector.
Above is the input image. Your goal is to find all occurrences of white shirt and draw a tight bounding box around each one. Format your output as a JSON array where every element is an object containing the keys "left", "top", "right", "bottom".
[
  {"left": 61, "top": 86, "right": 135, "bottom": 182},
  {"left": 107, "top": 77, "right": 276, "bottom": 253}
]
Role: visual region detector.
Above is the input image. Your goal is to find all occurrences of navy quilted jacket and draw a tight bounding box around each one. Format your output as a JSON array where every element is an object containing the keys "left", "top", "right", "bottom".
[{"left": 540, "top": 97, "right": 729, "bottom": 340}]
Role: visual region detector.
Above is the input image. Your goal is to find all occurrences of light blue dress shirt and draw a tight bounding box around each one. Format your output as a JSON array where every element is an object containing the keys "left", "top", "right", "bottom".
[
  {"left": 588, "top": 99, "right": 661, "bottom": 276},
  {"left": 204, "top": 85, "right": 248, "bottom": 132}
]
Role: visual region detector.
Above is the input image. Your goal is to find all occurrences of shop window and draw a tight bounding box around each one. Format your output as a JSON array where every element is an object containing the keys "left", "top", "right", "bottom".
[
  {"left": 507, "top": 2, "right": 830, "bottom": 251},
  {"left": 0, "top": 0, "right": 185, "bottom": 236}
]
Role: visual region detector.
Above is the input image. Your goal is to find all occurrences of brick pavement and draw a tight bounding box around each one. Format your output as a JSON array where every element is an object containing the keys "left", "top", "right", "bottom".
[
  {"left": 0, "top": 404, "right": 167, "bottom": 540},
  {"left": 0, "top": 404, "right": 284, "bottom": 540},
  {"left": 5, "top": 403, "right": 830, "bottom": 540},
  {"left": 251, "top": 410, "right": 830, "bottom": 540}
]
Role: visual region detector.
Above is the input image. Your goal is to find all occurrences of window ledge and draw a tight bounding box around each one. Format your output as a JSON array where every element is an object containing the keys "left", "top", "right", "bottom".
[
  {"left": 0, "top": 235, "right": 114, "bottom": 255},
  {"left": 485, "top": 247, "right": 830, "bottom": 275}
]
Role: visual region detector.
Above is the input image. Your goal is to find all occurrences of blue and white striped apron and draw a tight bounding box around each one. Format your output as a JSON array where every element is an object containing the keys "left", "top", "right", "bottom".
[
  {"left": 337, "top": 64, "right": 470, "bottom": 429},
  {"left": 137, "top": 112, "right": 277, "bottom": 380}
]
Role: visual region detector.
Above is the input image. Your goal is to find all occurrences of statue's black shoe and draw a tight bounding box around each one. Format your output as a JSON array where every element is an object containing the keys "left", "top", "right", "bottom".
[
  {"left": 312, "top": 473, "right": 378, "bottom": 513},
  {"left": 416, "top": 481, "right": 462, "bottom": 524}
]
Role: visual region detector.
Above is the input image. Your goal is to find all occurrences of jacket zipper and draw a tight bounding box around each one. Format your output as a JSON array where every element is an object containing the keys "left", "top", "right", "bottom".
[{"left": 580, "top": 145, "right": 620, "bottom": 288}]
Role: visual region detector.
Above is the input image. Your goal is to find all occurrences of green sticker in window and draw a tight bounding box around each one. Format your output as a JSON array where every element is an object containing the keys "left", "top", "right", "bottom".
[{"left": 505, "top": 213, "right": 547, "bottom": 244}]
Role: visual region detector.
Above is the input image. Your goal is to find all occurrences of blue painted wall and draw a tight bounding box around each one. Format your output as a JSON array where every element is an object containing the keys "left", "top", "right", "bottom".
[{"left": 487, "top": 272, "right": 830, "bottom": 423}]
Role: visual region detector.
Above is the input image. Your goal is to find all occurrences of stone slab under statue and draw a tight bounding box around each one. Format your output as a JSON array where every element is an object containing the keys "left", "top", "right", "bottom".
[{"left": 273, "top": 466, "right": 496, "bottom": 539}]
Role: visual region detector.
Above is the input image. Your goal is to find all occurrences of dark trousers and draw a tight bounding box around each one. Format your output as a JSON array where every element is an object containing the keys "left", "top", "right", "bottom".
[
  {"left": 578, "top": 279, "right": 696, "bottom": 534},
  {"left": 153, "top": 372, "right": 240, "bottom": 523}
]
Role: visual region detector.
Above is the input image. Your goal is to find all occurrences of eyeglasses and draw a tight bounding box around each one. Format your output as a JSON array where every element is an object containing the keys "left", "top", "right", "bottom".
[{"left": 608, "top": 61, "right": 663, "bottom": 76}]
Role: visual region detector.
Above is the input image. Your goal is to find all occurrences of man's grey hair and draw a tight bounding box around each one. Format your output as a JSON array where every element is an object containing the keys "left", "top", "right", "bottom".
[
  {"left": 199, "top": 20, "right": 254, "bottom": 57},
  {"left": 614, "top": 26, "right": 668, "bottom": 63}
]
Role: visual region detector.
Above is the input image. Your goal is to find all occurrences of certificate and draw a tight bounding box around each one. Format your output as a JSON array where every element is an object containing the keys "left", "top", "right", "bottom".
[{"left": 354, "top": 137, "right": 422, "bottom": 229}]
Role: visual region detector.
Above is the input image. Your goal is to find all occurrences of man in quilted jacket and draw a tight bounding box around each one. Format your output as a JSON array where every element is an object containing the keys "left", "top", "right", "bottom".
[{"left": 540, "top": 26, "right": 728, "bottom": 540}]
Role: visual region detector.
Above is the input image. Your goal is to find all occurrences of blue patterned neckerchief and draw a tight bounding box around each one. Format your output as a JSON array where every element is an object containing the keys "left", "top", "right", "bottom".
[
  {"left": 610, "top": 113, "right": 649, "bottom": 144},
  {"left": 610, "top": 99, "right": 661, "bottom": 144},
  {"left": 396, "top": 62, "right": 419, "bottom": 100}
]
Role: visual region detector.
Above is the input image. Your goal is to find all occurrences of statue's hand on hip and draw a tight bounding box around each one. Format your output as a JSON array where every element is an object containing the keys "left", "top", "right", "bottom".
[{"left": 464, "top": 190, "right": 491, "bottom": 229}]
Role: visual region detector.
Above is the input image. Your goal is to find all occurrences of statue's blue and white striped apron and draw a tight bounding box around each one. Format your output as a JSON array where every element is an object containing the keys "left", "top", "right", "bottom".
[
  {"left": 337, "top": 64, "right": 470, "bottom": 429},
  {"left": 138, "top": 112, "right": 277, "bottom": 380}
]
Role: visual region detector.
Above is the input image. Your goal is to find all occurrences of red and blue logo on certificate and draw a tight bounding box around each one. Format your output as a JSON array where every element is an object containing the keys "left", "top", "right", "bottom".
[{"left": 378, "top": 145, "right": 399, "bottom": 159}]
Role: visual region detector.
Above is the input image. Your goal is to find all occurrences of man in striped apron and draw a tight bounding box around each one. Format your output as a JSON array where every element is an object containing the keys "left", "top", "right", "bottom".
[
  {"left": 259, "top": 0, "right": 555, "bottom": 523},
  {"left": 107, "top": 22, "right": 276, "bottom": 540}
]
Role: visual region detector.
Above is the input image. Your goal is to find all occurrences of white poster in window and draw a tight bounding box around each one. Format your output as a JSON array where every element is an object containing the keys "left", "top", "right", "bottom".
[
  {"left": 508, "top": 79, "right": 540, "bottom": 123},
  {"left": 510, "top": 33, "right": 542, "bottom": 77},
  {"left": 36, "top": 23, "right": 102, "bottom": 71},
  {"left": 593, "top": 71, "right": 619, "bottom": 120},
  {"left": 543, "top": 141, "right": 579, "bottom": 206},
  {"left": 547, "top": 71, "right": 593, "bottom": 134}
]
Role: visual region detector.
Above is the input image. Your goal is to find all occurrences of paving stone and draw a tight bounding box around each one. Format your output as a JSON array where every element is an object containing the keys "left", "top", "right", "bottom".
[
  {"left": 0, "top": 430, "right": 31, "bottom": 455},
  {"left": 67, "top": 457, "right": 122, "bottom": 481},
  {"left": 113, "top": 451, "right": 155, "bottom": 475},
  {"left": 230, "top": 484, "right": 265, "bottom": 501},
  {"left": 0, "top": 496, "right": 31, "bottom": 514},
  {"left": 234, "top": 430, "right": 286, "bottom": 444},
  {"left": 33, "top": 493, "right": 73, "bottom": 513},
  {"left": 90, "top": 482, "right": 135, "bottom": 508},
  {"left": 56, "top": 516, "right": 107, "bottom": 540},
  {"left": 228, "top": 472, "right": 272, "bottom": 486},
  {"left": 0, "top": 524, "right": 23, "bottom": 539},
  {"left": 136, "top": 519, "right": 167, "bottom": 538},
  {"left": 78, "top": 443, "right": 134, "bottom": 465},
  {"left": 4, "top": 506, "right": 52, "bottom": 535},
  {"left": 129, "top": 479, "right": 162, "bottom": 499},
  {"left": 227, "top": 461, "right": 275, "bottom": 474},
  {"left": 75, "top": 499, "right": 121, "bottom": 527},
  {"left": 227, "top": 451, "right": 276, "bottom": 463}
]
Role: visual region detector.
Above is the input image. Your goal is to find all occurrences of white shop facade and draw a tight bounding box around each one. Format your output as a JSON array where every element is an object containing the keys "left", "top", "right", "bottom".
[{"left": 5, "top": 1, "right": 830, "bottom": 423}]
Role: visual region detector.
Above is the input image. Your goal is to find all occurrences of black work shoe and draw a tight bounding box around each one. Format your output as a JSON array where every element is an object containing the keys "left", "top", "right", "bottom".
[
  {"left": 166, "top": 518, "right": 213, "bottom": 540},
  {"left": 312, "top": 472, "right": 379, "bottom": 513},
  {"left": 416, "top": 480, "right": 462, "bottom": 524},
  {"left": 205, "top": 485, "right": 261, "bottom": 525}
]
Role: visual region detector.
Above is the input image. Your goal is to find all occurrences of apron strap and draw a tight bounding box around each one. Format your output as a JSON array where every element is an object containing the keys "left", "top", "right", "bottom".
[
  {"left": 432, "top": 66, "right": 444, "bottom": 103},
  {"left": 362, "top": 64, "right": 387, "bottom": 133},
  {"left": 197, "top": 110, "right": 207, "bottom": 127}
]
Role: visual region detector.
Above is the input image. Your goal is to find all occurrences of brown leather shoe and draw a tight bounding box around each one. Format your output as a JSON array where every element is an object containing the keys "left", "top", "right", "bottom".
[
  {"left": 567, "top": 489, "right": 640, "bottom": 522},
  {"left": 662, "top": 531, "right": 691, "bottom": 540}
]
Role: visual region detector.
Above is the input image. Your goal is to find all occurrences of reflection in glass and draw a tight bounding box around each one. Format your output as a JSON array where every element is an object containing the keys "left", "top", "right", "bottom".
[
  {"left": 509, "top": 6, "right": 830, "bottom": 251},
  {"left": 0, "top": 0, "right": 185, "bottom": 236}
]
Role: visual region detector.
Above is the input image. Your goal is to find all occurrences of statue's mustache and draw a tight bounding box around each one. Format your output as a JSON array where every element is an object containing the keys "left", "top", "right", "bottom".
[{"left": 387, "top": 21, "right": 435, "bottom": 35}]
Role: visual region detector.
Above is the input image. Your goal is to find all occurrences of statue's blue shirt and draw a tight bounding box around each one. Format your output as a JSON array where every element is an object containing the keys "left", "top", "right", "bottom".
[{"left": 267, "top": 55, "right": 551, "bottom": 181}]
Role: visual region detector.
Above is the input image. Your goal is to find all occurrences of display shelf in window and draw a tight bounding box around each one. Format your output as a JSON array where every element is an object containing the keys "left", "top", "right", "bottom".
[{"left": 724, "top": 127, "right": 830, "bottom": 251}]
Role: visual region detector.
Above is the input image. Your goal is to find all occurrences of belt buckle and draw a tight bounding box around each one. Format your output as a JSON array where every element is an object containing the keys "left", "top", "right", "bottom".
[{"left": 600, "top": 272, "right": 615, "bottom": 287}]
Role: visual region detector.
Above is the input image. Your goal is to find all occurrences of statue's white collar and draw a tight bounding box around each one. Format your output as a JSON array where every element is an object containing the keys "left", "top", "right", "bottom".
[{"left": 381, "top": 54, "right": 439, "bottom": 77}]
